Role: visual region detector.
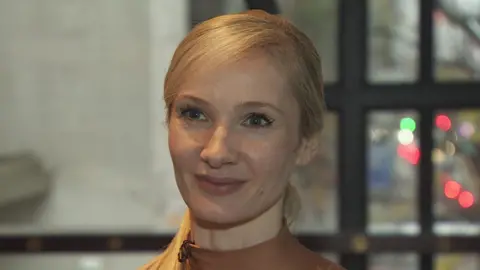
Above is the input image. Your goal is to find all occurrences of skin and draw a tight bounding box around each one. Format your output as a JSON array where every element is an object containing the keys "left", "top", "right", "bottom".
[{"left": 168, "top": 55, "right": 316, "bottom": 251}]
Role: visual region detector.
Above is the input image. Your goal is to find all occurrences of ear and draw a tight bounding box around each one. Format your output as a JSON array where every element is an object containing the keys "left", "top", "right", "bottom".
[{"left": 295, "top": 135, "right": 320, "bottom": 166}]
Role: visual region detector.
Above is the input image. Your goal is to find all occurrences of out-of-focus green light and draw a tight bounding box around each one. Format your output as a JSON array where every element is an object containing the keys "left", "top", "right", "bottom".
[{"left": 400, "top": 117, "right": 416, "bottom": 132}]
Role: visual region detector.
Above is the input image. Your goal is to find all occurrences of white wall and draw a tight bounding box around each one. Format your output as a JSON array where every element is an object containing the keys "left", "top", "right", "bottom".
[{"left": 0, "top": 0, "right": 187, "bottom": 269}]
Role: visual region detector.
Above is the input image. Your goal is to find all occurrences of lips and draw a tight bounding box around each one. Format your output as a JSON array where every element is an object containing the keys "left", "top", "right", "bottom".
[{"left": 195, "top": 175, "right": 245, "bottom": 196}]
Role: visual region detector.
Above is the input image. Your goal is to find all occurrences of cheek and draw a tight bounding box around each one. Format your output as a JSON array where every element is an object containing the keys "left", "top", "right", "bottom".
[
  {"left": 243, "top": 130, "right": 297, "bottom": 168},
  {"left": 244, "top": 138, "right": 296, "bottom": 191},
  {"left": 168, "top": 126, "right": 182, "bottom": 160},
  {"left": 168, "top": 124, "right": 203, "bottom": 199},
  {"left": 168, "top": 123, "right": 200, "bottom": 167}
]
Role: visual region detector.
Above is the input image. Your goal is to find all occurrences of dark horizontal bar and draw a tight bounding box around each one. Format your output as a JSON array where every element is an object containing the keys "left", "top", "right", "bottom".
[
  {"left": 324, "top": 82, "right": 480, "bottom": 109},
  {"left": 245, "top": 0, "right": 279, "bottom": 14},
  {"left": 299, "top": 234, "right": 480, "bottom": 253},
  {"left": 1, "top": 235, "right": 479, "bottom": 253}
]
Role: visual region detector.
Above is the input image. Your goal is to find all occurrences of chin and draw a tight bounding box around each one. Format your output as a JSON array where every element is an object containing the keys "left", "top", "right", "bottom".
[{"left": 188, "top": 199, "right": 253, "bottom": 228}]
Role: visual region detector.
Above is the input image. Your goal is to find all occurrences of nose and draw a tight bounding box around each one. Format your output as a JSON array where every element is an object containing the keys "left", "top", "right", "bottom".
[{"left": 200, "top": 126, "right": 237, "bottom": 168}]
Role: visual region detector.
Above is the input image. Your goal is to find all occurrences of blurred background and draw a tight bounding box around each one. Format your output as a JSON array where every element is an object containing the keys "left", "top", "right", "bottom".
[{"left": 1, "top": 0, "right": 479, "bottom": 269}]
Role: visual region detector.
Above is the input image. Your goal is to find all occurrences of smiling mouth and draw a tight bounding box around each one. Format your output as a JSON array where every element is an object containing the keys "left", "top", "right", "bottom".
[{"left": 195, "top": 175, "right": 246, "bottom": 196}]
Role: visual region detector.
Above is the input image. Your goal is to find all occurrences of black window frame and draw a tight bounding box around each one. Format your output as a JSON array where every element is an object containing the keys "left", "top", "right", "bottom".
[{"left": 2, "top": 1, "right": 480, "bottom": 270}]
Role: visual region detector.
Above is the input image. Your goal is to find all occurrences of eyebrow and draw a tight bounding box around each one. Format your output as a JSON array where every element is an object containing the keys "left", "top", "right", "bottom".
[{"left": 175, "top": 94, "right": 284, "bottom": 115}]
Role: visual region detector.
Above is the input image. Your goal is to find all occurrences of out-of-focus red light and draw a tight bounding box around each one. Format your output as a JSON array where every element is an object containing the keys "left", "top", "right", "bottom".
[
  {"left": 436, "top": 114, "right": 452, "bottom": 131},
  {"left": 397, "top": 144, "right": 420, "bottom": 165},
  {"left": 434, "top": 10, "right": 447, "bottom": 22},
  {"left": 397, "top": 145, "right": 407, "bottom": 158},
  {"left": 458, "top": 191, "right": 475, "bottom": 208},
  {"left": 444, "top": 180, "right": 461, "bottom": 199},
  {"left": 410, "top": 148, "right": 420, "bottom": 165}
]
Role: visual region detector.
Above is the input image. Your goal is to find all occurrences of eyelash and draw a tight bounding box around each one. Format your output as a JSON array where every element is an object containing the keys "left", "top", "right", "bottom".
[
  {"left": 178, "top": 106, "right": 207, "bottom": 121},
  {"left": 243, "top": 113, "right": 274, "bottom": 128},
  {"left": 177, "top": 106, "right": 275, "bottom": 128}
]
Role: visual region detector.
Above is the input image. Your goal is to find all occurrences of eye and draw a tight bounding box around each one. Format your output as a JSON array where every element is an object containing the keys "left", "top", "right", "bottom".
[
  {"left": 242, "top": 113, "right": 274, "bottom": 128},
  {"left": 179, "top": 107, "right": 207, "bottom": 121}
]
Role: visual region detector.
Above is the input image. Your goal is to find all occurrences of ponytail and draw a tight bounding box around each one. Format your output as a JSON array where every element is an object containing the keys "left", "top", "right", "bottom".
[
  {"left": 283, "top": 181, "right": 302, "bottom": 227},
  {"left": 140, "top": 211, "right": 192, "bottom": 270}
]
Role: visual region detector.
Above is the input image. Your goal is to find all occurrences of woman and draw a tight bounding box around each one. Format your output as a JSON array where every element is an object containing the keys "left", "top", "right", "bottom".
[{"left": 141, "top": 9, "right": 344, "bottom": 270}]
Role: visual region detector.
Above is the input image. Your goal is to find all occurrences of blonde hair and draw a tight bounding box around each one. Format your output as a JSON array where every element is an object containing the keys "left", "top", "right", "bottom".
[{"left": 143, "top": 10, "right": 325, "bottom": 270}]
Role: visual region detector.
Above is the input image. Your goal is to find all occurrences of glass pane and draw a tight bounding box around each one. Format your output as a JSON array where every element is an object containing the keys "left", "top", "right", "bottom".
[
  {"left": 191, "top": 0, "right": 338, "bottom": 82},
  {"left": 279, "top": 0, "right": 338, "bottom": 82},
  {"left": 0, "top": 253, "right": 158, "bottom": 270},
  {"left": 0, "top": 1, "right": 185, "bottom": 234},
  {"left": 433, "top": 110, "right": 480, "bottom": 235},
  {"left": 368, "top": 0, "right": 419, "bottom": 83},
  {"left": 436, "top": 254, "right": 480, "bottom": 270},
  {"left": 370, "top": 254, "right": 418, "bottom": 270},
  {"left": 367, "top": 111, "right": 420, "bottom": 234},
  {"left": 293, "top": 113, "right": 338, "bottom": 233},
  {"left": 434, "top": 3, "right": 480, "bottom": 81}
]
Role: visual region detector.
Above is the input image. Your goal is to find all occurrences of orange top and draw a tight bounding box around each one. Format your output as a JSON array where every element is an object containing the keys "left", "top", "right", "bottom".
[{"left": 142, "top": 226, "right": 345, "bottom": 270}]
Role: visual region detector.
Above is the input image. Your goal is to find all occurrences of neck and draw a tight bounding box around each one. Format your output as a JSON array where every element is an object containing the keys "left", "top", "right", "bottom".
[{"left": 190, "top": 199, "right": 284, "bottom": 251}]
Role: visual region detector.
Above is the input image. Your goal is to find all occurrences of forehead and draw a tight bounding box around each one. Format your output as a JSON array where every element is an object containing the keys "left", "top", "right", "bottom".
[{"left": 178, "top": 56, "right": 295, "bottom": 106}]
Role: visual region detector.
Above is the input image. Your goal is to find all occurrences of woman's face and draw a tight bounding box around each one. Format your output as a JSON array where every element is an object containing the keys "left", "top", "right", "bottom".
[{"left": 168, "top": 56, "right": 311, "bottom": 225}]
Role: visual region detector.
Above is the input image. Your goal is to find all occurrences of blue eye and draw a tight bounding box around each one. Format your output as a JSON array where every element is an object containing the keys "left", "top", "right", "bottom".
[
  {"left": 179, "top": 107, "right": 207, "bottom": 121},
  {"left": 243, "top": 113, "right": 274, "bottom": 128}
]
